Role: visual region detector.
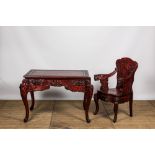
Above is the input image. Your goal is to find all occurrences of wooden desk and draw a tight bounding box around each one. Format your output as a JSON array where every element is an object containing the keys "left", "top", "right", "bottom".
[{"left": 20, "top": 70, "right": 93, "bottom": 123}]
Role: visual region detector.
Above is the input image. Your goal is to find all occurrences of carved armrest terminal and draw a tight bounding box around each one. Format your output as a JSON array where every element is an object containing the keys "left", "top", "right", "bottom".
[{"left": 94, "top": 69, "right": 117, "bottom": 92}]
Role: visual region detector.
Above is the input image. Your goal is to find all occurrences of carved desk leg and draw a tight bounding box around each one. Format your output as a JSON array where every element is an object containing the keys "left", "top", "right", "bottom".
[
  {"left": 20, "top": 80, "right": 29, "bottom": 122},
  {"left": 83, "top": 81, "right": 93, "bottom": 123},
  {"left": 30, "top": 91, "right": 35, "bottom": 111}
]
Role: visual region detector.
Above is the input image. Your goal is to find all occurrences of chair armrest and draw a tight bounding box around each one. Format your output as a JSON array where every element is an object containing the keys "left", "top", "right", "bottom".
[
  {"left": 94, "top": 69, "right": 117, "bottom": 81},
  {"left": 94, "top": 69, "right": 117, "bottom": 92}
]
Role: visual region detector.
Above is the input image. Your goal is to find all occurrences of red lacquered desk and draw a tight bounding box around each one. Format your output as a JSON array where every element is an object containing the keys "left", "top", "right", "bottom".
[{"left": 20, "top": 70, "right": 93, "bottom": 123}]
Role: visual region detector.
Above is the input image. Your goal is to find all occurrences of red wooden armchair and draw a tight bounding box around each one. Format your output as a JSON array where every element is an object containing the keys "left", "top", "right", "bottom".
[{"left": 94, "top": 57, "right": 138, "bottom": 122}]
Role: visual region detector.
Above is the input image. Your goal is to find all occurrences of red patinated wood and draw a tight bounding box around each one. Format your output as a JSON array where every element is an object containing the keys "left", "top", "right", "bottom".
[
  {"left": 20, "top": 70, "right": 93, "bottom": 123},
  {"left": 94, "top": 57, "right": 138, "bottom": 122}
]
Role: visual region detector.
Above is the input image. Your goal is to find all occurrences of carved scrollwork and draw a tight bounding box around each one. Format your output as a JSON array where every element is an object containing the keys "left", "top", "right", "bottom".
[
  {"left": 20, "top": 79, "right": 29, "bottom": 96},
  {"left": 49, "top": 80, "right": 85, "bottom": 92},
  {"left": 29, "top": 79, "right": 46, "bottom": 85},
  {"left": 20, "top": 79, "right": 87, "bottom": 93},
  {"left": 71, "top": 80, "right": 85, "bottom": 86}
]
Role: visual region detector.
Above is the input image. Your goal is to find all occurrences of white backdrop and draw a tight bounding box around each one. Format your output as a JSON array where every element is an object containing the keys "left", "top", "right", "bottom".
[{"left": 0, "top": 26, "right": 155, "bottom": 100}]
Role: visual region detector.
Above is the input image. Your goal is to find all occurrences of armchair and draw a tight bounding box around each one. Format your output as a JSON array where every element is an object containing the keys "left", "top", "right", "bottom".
[{"left": 94, "top": 57, "right": 138, "bottom": 122}]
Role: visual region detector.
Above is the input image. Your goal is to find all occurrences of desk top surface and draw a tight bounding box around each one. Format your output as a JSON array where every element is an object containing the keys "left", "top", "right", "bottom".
[{"left": 24, "top": 69, "right": 90, "bottom": 79}]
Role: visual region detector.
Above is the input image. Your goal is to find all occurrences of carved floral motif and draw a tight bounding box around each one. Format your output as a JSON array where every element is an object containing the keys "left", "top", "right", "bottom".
[{"left": 20, "top": 79, "right": 87, "bottom": 93}]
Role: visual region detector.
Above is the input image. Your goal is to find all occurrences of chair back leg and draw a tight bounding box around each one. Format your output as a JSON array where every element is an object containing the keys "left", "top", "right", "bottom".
[
  {"left": 113, "top": 103, "right": 118, "bottom": 123},
  {"left": 129, "top": 93, "right": 133, "bottom": 117}
]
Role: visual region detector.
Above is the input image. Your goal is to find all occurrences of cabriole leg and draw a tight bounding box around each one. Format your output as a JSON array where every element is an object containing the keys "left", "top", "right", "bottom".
[
  {"left": 20, "top": 84, "right": 29, "bottom": 122},
  {"left": 83, "top": 84, "right": 93, "bottom": 123}
]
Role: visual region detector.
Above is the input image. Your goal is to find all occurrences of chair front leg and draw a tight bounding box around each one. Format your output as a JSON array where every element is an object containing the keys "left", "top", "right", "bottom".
[
  {"left": 113, "top": 103, "right": 118, "bottom": 123},
  {"left": 94, "top": 93, "right": 99, "bottom": 115}
]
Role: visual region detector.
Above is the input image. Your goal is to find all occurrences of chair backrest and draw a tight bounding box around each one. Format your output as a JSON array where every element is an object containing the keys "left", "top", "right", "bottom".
[{"left": 116, "top": 57, "right": 138, "bottom": 95}]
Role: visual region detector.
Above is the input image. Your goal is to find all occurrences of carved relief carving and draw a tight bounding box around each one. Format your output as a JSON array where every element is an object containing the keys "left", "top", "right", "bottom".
[{"left": 20, "top": 79, "right": 87, "bottom": 92}]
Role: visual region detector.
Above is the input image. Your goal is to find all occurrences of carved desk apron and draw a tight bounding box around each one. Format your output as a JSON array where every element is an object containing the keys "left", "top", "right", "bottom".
[{"left": 20, "top": 70, "right": 93, "bottom": 123}]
